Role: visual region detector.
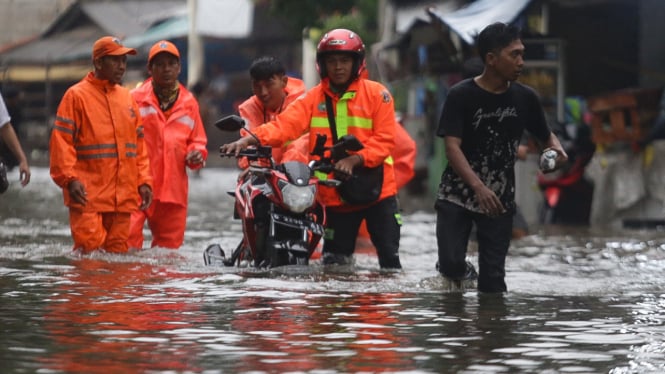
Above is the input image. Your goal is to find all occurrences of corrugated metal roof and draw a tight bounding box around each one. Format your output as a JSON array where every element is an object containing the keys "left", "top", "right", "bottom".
[
  {"left": 80, "top": 0, "right": 183, "bottom": 38},
  {"left": 0, "top": 0, "right": 255, "bottom": 82},
  {"left": 2, "top": 26, "right": 99, "bottom": 65},
  {"left": 1, "top": 0, "right": 184, "bottom": 65}
]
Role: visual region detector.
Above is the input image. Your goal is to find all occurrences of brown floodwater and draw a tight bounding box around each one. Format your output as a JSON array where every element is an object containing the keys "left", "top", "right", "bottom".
[{"left": 1, "top": 167, "right": 664, "bottom": 373}]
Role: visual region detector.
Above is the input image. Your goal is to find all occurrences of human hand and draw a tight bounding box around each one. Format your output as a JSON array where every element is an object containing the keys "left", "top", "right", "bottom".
[
  {"left": 473, "top": 184, "right": 505, "bottom": 216},
  {"left": 18, "top": 161, "right": 30, "bottom": 186},
  {"left": 138, "top": 184, "right": 152, "bottom": 210},
  {"left": 68, "top": 180, "right": 88, "bottom": 205},
  {"left": 186, "top": 150, "right": 205, "bottom": 167},
  {"left": 334, "top": 154, "right": 363, "bottom": 179},
  {"left": 542, "top": 147, "right": 569, "bottom": 173},
  {"left": 219, "top": 137, "right": 254, "bottom": 157}
]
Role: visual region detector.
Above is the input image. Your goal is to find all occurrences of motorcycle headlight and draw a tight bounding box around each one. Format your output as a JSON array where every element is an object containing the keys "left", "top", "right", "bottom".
[{"left": 280, "top": 183, "right": 316, "bottom": 213}]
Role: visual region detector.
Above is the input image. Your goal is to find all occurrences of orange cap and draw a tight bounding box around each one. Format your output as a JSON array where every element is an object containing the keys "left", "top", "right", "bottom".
[
  {"left": 92, "top": 36, "right": 137, "bottom": 60},
  {"left": 148, "top": 40, "right": 180, "bottom": 63}
]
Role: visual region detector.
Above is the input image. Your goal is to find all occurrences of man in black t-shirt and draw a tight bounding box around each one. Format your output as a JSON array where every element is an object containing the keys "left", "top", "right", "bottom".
[{"left": 435, "top": 22, "right": 567, "bottom": 292}]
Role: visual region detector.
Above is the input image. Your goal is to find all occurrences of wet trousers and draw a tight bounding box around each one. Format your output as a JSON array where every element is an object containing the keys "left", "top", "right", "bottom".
[
  {"left": 323, "top": 196, "right": 402, "bottom": 269},
  {"left": 435, "top": 199, "right": 512, "bottom": 292},
  {"left": 69, "top": 209, "right": 131, "bottom": 253},
  {"left": 128, "top": 200, "right": 186, "bottom": 249}
]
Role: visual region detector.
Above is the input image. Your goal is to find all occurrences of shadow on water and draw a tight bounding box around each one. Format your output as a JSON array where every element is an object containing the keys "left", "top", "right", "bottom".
[{"left": 2, "top": 168, "right": 665, "bottom": 372}]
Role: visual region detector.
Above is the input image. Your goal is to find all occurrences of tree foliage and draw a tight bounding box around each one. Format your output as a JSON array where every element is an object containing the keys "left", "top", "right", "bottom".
[{"left": 261, "top": 0, "right": 378, "bottom": 45}]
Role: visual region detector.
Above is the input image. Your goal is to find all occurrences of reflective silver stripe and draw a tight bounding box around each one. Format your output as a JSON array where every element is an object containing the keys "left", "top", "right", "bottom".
[
  {"left": 55, "top": 116, "right": 76, "bottom": 126},
  {"left": 77, "top": 153, "right": 118, "bottom": 160},
  {"left": 53, "top": 125, "right": 74, "bottom": 134},
  {"left": 139, "top": 106, "right": 159, "bottom": 117},
  {"left": 125, "top": 143, "right": 137, "bottom": 149},
  {"left": 75, "top": 143, "right": 116, "bottom": 151},
  {"left": 126, "top": 152, "right": 137, "bottom": 158},
  {"left": 54, "top": 116, "right": 77, "bottom": 137},
  {"left": 177, "top": 115, "right": 195, "bottom": 130}
]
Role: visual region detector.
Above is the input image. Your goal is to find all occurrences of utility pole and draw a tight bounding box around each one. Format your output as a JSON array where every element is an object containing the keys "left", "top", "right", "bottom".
[{"left": 187, "top": 0, "right": 204, "bottom": 86}]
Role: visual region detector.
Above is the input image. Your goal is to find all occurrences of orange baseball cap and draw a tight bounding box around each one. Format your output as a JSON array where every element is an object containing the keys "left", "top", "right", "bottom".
[
  {"left": 148, "top": 40, "right": 180, "bottom": 63},
  {"left": 92, "top": 36, "right": 137, "bottom": 60}
]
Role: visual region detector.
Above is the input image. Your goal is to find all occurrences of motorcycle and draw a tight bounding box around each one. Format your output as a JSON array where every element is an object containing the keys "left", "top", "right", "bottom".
[
  {"left": 203, "top": 115, "right": 362, "bottom": 268},
  {"left": 537, "top": 120, "right": 596, "bottom": 225}
]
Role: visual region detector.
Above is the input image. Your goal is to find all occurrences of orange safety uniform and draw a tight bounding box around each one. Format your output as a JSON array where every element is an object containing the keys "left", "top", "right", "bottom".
[
  {"left": 393, "top": 123, "right": 416, "bottom": 190},
  {"left": 50, "top": 72, "right": 153, "bottom": 253},
  {"left": 252, "top": 78, "right": 397, "bottom": 210},
  {"left": 238, "top": 77, "right": 307, "bottom": 164},
  {"left": 356, "top": 121, "right": 415, "bottom": 253},
  {"left": 128, "top": 78, "right": 208, "bottom": 249}
]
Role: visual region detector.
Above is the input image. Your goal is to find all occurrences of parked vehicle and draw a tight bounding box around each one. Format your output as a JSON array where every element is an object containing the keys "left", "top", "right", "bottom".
[
  {"left": 537, "top": 121, "right": 596, "bottom": 225},
  {"left": 203, "top": 115, "right": 362, "bottom": 268}
]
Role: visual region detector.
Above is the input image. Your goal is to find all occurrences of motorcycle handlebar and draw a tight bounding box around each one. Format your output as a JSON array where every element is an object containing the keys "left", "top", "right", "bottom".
[
  {"left": 219, "top": 150, "right": 260, "bottom": 158},
  {"left": 310, "top": 162, "right": 352, "bottom": 179},
  {"left": 219, "top": 146, "right": 272, "bottom": 160}
]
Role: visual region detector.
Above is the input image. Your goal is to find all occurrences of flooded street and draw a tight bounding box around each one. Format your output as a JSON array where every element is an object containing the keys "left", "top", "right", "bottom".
[{"left": 2, "top": 167, "right": 665, "bottom": 373}]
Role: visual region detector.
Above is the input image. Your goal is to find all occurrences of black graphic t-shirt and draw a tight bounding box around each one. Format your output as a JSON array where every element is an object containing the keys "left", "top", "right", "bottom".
[{"left": 436, "top": 78, "right": 551, "bottom": 213}]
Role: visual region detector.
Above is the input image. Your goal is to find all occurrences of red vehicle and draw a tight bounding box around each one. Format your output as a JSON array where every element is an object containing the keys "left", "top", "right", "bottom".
[
  {"left": 204, "top": 115, "right": 359, "bottom": 268},
  {"left": 537, "top": 122, "right": 596, "bottom": 225}
]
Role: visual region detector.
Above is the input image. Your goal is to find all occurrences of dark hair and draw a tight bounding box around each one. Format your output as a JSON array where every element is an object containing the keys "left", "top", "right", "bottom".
[
  {"left": 249, "top": 56, "right": 285, "bottom": 81},
  {"left": 475, "top": 22, "right": 521, "bottom": 63}
]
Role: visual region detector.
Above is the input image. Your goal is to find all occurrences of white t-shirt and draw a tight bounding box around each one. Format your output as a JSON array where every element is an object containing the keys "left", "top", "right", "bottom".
[{"left": 0, "top": 91, "right": 10, "bottom": 128}]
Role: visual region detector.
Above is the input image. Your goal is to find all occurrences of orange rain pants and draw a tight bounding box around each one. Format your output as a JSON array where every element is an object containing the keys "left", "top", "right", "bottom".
[
  {"left": 128, "top": 201, "right": 187, "bottom": 249},
  {"left": 69, "top": 210, "right": 132, "bottom": 253}
]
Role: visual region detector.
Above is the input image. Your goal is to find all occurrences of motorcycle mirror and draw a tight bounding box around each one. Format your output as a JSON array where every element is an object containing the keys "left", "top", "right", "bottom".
[
  {"left": 214, "top": 115, "right": 245, "bottom": 132},
  {"left": 214, "top": 114, "right": 262, "bottom": 146}
]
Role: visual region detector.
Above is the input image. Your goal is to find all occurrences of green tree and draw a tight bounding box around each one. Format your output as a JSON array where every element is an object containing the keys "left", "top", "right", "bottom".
[{"left": 263, "top": 0, "right": 378, "bottom": 45}]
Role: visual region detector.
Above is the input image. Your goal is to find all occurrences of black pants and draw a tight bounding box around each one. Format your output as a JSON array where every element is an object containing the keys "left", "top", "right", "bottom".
[
  {"left": 323, "top": 196, "right": 402, "bottom": 269},
  {"left": 435, "top": 199, "right": 512, "bottom": 292}
]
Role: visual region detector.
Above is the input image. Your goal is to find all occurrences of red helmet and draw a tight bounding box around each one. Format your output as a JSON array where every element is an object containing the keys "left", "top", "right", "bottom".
[{"left": 316, "top": 28, "right": 366, "bottom": 80}]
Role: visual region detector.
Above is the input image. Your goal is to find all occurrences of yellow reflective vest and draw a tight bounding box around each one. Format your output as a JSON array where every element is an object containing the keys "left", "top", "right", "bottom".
[{"left": 252, "top": 77, "right": 397, "bottom": 209}]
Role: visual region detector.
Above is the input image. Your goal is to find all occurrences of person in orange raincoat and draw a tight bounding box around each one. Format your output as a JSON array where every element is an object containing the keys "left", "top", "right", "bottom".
[
  {"left": 238, "top": 56, "right": 307, "bottom": 165},
  {"left": 128, "top": 40, "right": 208, "bottom": 250},
  {"left": 221, "top": 29, "right": 403, "bottom": 269},
  {"left": 355, "top": 114, "right": 415, "bottom": 252},
  {"left": 49, "top": 36, "right": 153, "bottom": 254}
]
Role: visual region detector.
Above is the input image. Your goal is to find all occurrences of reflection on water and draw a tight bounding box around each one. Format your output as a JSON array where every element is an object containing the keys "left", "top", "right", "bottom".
[
  {"left": 39, "top": 260, "right": 205, "bottom": 373},
  {"left": 1, "top": 167, "right": 665, "bottom": 373}
]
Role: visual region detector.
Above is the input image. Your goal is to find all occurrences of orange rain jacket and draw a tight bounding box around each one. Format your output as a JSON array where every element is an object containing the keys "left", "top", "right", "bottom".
[
  {"left": 393, "top": 122, "right": 416, "bottom": 190},
  {"left": 238, "top": 77, "right": 306, "bottom": 164},
  {"left": 131, "top": 79, "right": 208, "bottom": 207},
  {"left": 252, "top": 77, "right": 398, "bottom": 209},
  {"left": 50, "top": 72, "right": 152, "bottom": 212}
]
